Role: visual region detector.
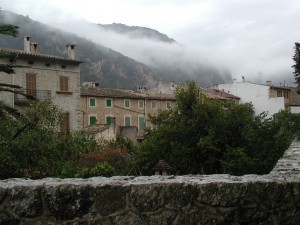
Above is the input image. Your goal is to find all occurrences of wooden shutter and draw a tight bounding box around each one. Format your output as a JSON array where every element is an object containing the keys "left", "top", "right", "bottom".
[
  {"left": 139, "top": 116, "right": 145, "bottom": 129},
  {"left": 60, "top": 76, "right": 68, "bottom": 92},
  {"left": 89, "top": 116, "right": 96, "bottom": 125},
  {"left": 60, "top": 112, "right": 70, "bottom": 132},
  {"left": 26, "top": 73, "right": 36, "bottom": 97},
  {"left": 106, "top": 116, "right": 112, "bottom": 125},
  {"left": 125, "top": 116, "right": 131, "bottom": 126}
]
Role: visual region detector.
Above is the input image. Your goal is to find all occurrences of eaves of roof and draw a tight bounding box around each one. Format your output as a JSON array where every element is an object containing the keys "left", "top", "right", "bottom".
[
  {"left": 0, "top": 48, "right": 83, "bottom": 64},
  {"left": 80, "top": 87, "right": 176, "bottom": 100}
]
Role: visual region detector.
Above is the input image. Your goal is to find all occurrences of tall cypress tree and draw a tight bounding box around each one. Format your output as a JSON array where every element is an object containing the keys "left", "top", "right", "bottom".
[{"left": 292, "top": 42, "right": 300, "bottom": 91}]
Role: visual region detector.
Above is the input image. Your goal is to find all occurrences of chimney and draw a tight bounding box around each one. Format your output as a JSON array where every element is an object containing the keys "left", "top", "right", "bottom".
[
  {"left": 24, "top": 36, "right": 31, "bottom": 53},
  {"left": 266, "top": 80, "right": 272, "bottom": 86},
  {"left": 66, "top": 43, "right": 76, "bottom": 59},
  {"left": 30, "top": 42, "right": 38, "bottom": 54}
]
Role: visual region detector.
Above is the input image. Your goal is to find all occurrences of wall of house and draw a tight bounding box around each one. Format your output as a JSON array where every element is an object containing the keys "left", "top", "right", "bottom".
[
  {"left": 81, "top": 96, "right": 175, "bottom": 129},
  {"left": 215, "top": 81, "right": 285, "bottom": 115},
  {"left": 0, "top": 57, "right": 82, "bottom": 131},
  {"left": 93, "top": 125, "right": 116, "bottom": 142}
]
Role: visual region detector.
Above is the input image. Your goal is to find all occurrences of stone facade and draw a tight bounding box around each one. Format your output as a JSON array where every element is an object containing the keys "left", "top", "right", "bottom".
[
  {"left": 81, "top": 86, "right": 176, "bottom": 130},
  {"left": 0, "top": 37, "right": 82, "bottom": 131}
]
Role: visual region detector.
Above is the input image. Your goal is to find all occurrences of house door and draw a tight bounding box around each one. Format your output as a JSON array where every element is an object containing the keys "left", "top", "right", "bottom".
[{"left": 26, "top": 73, "right": 36, "bottom": 98}]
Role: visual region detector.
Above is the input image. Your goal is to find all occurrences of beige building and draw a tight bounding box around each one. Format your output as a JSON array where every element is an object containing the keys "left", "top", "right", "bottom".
[
  {"left": 80, "top": 83, "right": 176, "bottom": 130},
  {"left": 0, "top": 36, "right": 82, "bottom": 131}
]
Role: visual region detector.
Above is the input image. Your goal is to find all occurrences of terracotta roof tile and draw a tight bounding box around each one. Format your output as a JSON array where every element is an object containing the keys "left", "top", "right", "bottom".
[
  {"left": 204, "top": 88, "right": 240, "bottom": 100},
  {"left": 80, "top": 87, "right": 176, "bottom": 100},
  {"left": 0, "top": 47, "right": 82, "bottom": 63},
  {"left": 82, "top": 124, "right": 110, "bottom": 134}
]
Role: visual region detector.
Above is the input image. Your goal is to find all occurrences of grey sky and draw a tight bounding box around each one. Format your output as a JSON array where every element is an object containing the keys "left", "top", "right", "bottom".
[{"left": 1, "top": 0, "right": 300, "bottom": 84}]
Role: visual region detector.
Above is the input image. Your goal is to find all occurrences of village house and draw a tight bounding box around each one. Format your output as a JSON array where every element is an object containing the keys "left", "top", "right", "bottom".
[
  {"left": 0, "top": 36, "right": 83, "bottom": 131},
  {"left": 80, "top": 82, "right": 176, "bottom": 131},
  {"left": 210, "top": 79, "right": 300, "bottom": 115}
]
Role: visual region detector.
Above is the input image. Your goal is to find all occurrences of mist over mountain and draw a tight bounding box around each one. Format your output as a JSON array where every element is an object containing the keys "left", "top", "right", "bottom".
[
  {"left": 98, "top": 23, "right": 176, "bottom": 43},
  {"left": 0, "top": 10, "right": 232, "bottom": 88}
]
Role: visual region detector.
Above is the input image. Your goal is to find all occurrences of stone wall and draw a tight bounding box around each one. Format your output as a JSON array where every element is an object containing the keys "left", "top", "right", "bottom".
[
  {"left": 1, "top": 174, "right": 300, "bottom": 225},
  {"left": 2, "top": 141, "right": 300, "bottom": 224}
]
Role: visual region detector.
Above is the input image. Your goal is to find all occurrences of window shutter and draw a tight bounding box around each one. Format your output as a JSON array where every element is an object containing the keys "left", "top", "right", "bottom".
[
  {"left": 26, "top": 73, "right": 36, "bottom": 97},
  {"left": 60, "top": 76, "right": 68, "bottom": 92},
  {"left": 60, "top": 112, "right": 70, "bottom": 132},
  {"left": 89, "top": 116, "right": 96, "bottom": 125},
  {"left": 125, "top": 116, "right": 131, "bottom": 126},
  {"left": 106, "top": 116, "right": 112, "bottom": 125}
]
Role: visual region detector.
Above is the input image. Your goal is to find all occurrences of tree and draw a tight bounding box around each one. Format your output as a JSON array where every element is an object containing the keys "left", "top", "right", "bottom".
[
  {"left": 135, "top": 81, "right": 298, "bottom": 176},
  {"left": 292, "top": 42, "right": 300, "bottom": 91}
]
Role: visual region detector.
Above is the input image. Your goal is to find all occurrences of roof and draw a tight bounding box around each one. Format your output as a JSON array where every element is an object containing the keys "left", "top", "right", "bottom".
[
  {"left": 204, "top": 88, "right": 240, "bottom": 100},
  {"left": 80, "top": 87, "right": 176, "bottom": 100},
  {"left": 213, "top": 81, "right": 293, "bottom": 90},
  {"left": 82, "top": 124, "right": 111, "bottom": 134},
  {"left": 0, "top": 47, "right": 83, "bottom": 63}
]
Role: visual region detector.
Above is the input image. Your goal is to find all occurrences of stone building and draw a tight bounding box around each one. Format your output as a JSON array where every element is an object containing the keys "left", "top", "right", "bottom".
[
  {"left": 0, "top": 36, "right": 83, "bottom": 131},
  {"left": 80, "top": 83, "right": 176, "bottom": 130}
]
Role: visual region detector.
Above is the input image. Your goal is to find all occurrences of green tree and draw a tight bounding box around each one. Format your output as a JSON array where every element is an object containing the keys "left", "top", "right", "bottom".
[
  {"left": 292, "top": 42, "right": 300, "bottom": 91},
  {"left": 135, "top": 81, "right": 297, "bottom": 176}
]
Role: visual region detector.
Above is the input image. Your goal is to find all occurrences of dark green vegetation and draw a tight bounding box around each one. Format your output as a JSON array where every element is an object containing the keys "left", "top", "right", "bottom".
[
  {"left": 0, "top": 99, "right": 136, "bottom": 179},
  {"left": 293, "top": 42, "right": 300, "bottom": 92},
  {"left": 136, "top": 81, "right": 300, "bottom": 175}
]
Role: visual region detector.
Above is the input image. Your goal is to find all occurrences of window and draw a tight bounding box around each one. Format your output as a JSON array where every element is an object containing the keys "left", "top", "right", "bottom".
[
  {"left": 124, "top": 99, "right": 130, "bottom": 108},
  {"left": 138, "top": 115, "right": 145, "bottom": 129},
  {"left": 106, "top": 115, "right": 115, "bottom": 125},
  {"left": 60, "top": 112, "right": 70, "bottom": 132},
  {"left": 166, "top": 101, "right": 171, "bottom": 109},
  {"left": 26, "top": 73, "right": 36, "bottom": 97},
  {"left": 60, "top": 76, "right": 69, "bottom": 92},
  {"left": 124, "top": 115, "right": 131, "bottom": 126},
  {"left": 138, "top": 100, "right": 144, "bottom": 109},
  {"left": 277, "top": 91, "right": 282, "bottom": 97},
  {"left": 284, "top": 91, "right": 289, "bottom": 99},
  {"left": 151, "top": 101, "right": 157, "bottom": 109},
  {"left": 89, "top": 115, "right": 97, "bottom": 125},
  {"left": 106, "top": 98, "right": 112, "bottom": 107},
  {"left": 89, "top": 98, "right": 96, "bottom": 107}
]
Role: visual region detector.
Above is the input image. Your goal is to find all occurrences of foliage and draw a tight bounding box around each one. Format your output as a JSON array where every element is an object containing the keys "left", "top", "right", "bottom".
[
  {"left": 0, "top": 24, "right": 18, "bottom": 37},
  {"left": 135, "top": 81, "right": 298, "bottom": 176},
  {"left": 59, "top": 138, "right": 136, "bottom": 178},
  {"left": 75, "top": 162, "right": 116, "bottom": 178},
  {"left": 0, "top": 100, "right": 96, "bottom": 179},
  {"left": 293, "top": 42, "right": 300, "bottom": 91}
]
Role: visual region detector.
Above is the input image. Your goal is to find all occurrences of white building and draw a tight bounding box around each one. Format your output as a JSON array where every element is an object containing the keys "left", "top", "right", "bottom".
[{"left": 211, "top": 80, "right": 289, "bottom": 116}]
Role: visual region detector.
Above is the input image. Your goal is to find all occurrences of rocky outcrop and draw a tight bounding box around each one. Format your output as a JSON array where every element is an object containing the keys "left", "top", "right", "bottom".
[{"left": 0, "top": 174, "right": 300, "bottom": 225}]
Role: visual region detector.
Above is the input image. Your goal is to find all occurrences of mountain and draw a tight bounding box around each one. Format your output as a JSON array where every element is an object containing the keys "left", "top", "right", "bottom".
[
  {"left": 0, "top": 10, "right": 232, "bottom": 89},
  {"left": 97, "top": 23, "right": 176, "bottom": 43}
]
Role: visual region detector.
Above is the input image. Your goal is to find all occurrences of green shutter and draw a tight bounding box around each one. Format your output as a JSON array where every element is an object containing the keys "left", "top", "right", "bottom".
[
  {"left": 125, "top": 116, "right": 131, "bottom": 126},
  {"left": 106, "top": 116, "right": 112, "bottom": 125},
  {"left": 139, "top": 116, "right": 145, "bottom": 129},
  {"left": 106, "top": 99, "right": 112, "bottom": 107},
  {"left": 125, "top": 99, "right": 130, "bottom": 108},
  {"left": 139, "top": 100, "right": 144, "bottom": 108},
  {"left": 152, "top": 101, "right": 156, "bottom": 108},
  {"left": 90, "top": 98, "right": 96, "bottom": 106},
  {"left": 90, "top": 116, "right": 96, "bottom": 125}
]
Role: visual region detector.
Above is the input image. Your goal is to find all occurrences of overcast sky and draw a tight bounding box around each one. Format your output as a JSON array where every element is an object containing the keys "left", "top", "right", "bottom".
[{"left": 1, "top": 0, "right": 300, "bottom": 84}]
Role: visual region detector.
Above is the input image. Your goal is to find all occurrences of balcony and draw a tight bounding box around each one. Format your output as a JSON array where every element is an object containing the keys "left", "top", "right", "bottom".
[{"left": 14, "top": 89, "right": 51, "bottom": 106}]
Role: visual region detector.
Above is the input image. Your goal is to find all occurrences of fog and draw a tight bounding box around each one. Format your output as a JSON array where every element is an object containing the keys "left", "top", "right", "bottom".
[{"left": 2, "top": 0, "right": 299, "bottom": 86}]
